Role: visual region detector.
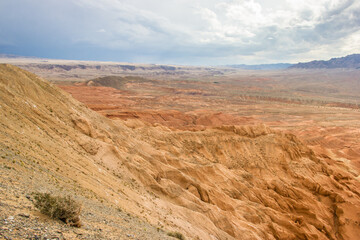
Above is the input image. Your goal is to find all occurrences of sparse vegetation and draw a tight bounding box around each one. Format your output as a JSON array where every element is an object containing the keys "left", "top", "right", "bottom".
[
  {"left": 32, "top": 192, "right": 82, "bottom": 227},
  {"left": 167, "top": 231, "right": 185, "bottom": 240}
]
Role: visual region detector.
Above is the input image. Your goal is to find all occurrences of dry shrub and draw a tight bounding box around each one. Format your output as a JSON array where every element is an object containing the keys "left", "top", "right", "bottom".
[
  {"left": 32, "top": 192, "right": 82, "bottom": 227},
  {"left": 167, "top": 231, "right": 185, "bottom": 240}
]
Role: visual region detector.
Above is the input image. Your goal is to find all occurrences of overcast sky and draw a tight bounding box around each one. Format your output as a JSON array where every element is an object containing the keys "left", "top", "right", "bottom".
[{"left": 0, "top": 0, "right": 359, "bottom": 65}]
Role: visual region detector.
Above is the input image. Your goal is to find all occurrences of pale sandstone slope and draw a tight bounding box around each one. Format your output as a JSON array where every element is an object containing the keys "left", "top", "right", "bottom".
[{"left": 1, "top": 64, "right": 359, "bottom": 239}]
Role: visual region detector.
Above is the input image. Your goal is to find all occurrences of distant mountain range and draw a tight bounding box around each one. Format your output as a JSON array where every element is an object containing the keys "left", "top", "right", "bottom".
[
  {"left": 226, "top": 54, "right": 360, "bottom": 70},
  {"left": 289, "top": 54, "right": 360, "bottom": 69},
  {"left": 0, "top": 54, "right": 25, "bottom": 58},
  {"left": 1, "top": 53, "right": 360, "bottom": 69},
  {"left": 226, "top": 63, "right": 292, "bottom": 70}
]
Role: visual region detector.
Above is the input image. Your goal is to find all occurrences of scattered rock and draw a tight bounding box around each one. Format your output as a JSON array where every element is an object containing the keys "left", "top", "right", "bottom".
[{"left": 18, "top": 213, "right": 30, "bottom": 218}]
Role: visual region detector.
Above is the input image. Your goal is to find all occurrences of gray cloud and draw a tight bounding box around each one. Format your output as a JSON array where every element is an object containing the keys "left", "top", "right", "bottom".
[{"left": 0, "top": 0, "right": 359, "bottom": 65}]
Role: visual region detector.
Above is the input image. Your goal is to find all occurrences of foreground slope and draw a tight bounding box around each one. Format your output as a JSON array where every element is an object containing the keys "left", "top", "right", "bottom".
[
  {"left": 0, "top": 64, "right": 175, "bottom": 239},
  {"left": 1, "top": 64, "right": 360, "bottom": 239}
]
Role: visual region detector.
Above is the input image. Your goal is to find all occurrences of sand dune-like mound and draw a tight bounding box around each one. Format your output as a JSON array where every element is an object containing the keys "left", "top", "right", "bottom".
[
  {"left": 84, "top": 76, "right": 146, "bottom": 90},
  {"left": 1, "top": 64, "right": 360, "bottom": 239}
]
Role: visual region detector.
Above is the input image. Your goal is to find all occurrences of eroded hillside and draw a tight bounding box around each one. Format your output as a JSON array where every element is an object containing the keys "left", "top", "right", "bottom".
[{"left": 1, "top": 64, "right": 360, "bottom": 239}]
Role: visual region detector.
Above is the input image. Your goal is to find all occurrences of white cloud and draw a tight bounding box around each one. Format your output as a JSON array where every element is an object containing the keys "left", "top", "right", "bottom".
[
  {"left": 0, "top": 0, "right": 359, "bottom": 64},
  {"left": 338, "top": 30, "right": 360, "bottom": 54}
]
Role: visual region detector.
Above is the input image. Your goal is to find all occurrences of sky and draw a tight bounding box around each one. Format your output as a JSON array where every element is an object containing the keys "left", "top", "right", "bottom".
[{"left": 0, "top": 0, "right": 359, "bottom": 65}]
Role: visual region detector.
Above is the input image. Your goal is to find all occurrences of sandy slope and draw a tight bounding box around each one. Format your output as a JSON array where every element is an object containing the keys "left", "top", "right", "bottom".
[{"left": 1, "top": 64, "right": 360, "bottom": 239}]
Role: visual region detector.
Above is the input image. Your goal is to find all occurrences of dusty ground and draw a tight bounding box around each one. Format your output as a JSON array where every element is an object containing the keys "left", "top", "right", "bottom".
[
  {"left": 0, "top": 160, "right": 173, "bottom": 240},
  {"left": 1, "top": 63, "right": 360, "bottom": 239}
]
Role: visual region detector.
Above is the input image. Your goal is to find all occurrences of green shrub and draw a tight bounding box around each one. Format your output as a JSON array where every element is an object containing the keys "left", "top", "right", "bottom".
[
  {"left": 167, "top": 231, "right": 185, "bottom": 240},
  {"left": 32, "top": 192, "right": 82, "bottom": 227}
]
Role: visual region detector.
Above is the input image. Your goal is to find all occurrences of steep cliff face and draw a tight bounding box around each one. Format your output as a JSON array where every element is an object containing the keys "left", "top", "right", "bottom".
[{"left": 1, "top": 64, "right": 359, "bottom": 239}]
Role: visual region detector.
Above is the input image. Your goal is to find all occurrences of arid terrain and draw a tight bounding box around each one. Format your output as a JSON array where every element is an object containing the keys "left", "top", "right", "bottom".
[{"left": 1, "top": 59, "right": 360, "bottom": 239}]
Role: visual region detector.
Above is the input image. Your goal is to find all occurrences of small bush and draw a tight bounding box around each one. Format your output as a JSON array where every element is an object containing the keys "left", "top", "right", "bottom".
[
  {"left": 32, "top": 192, "right": 82, "bottom": 227},
  {"left": 167, "top": 231, "right": 185, "bottom": 240}
]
